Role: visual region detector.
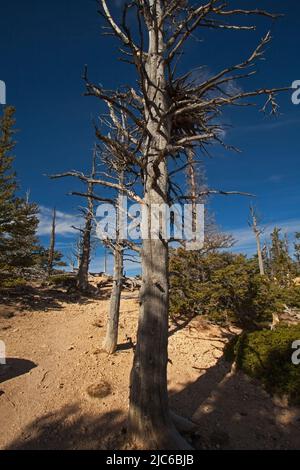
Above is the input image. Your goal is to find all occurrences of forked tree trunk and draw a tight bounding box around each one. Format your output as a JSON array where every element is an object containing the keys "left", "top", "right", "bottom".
[
  {"left": 128, "top": 1, "right": 191, "bottom": 449},
  {"left": 102, "top": 246, "right": 123, "bottom": 354}
]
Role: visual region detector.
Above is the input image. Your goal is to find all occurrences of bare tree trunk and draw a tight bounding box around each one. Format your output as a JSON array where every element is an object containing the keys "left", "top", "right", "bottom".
[
  {"left": 103, "top": 170, "right": 125, "bottom": 354},
  {"left": 77, "top": 149, "right": 96, "bottom": 291},
  {"left": 128, "top": 2, "right": 190, "bottom": 448},
  {"left": 102, "top": 246, "right": 123, "bottom": 354},
  {"left": 77, "top": 185, "right": 93, "bottom": 292},
  {"left": 103, "top": 247, "right": 107, "bottom": 274},
  {"left": 249, "top": 206, "right": 265, "bottom": 276},
  {"left": 47, "top": 207, "right": 56, "bottom": 276},
  {"left": 255, "top": 229, "right": 265, "bottom": 276}
]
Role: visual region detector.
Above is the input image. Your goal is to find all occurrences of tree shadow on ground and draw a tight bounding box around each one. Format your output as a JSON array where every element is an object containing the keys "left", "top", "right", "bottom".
[
  {"left": 5, "top": 404, "right": 127, "bottom": 450},
  {"left": 168, "top": 317, "right": 192, "bottom": 338},
  {"left": 117, "top": 341, "right": 135, "bottom": 352},
  {"left": 0, "top": 358, "right": 37, "bottom": 384},
  {"left": 169, "top": 356, "right": 300, "bottom": 450},
  {"left": 0, "top": 284, "right": 111, "bottom": 313}
]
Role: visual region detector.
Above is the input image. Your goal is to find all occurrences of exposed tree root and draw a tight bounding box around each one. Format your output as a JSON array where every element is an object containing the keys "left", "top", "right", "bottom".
[{"left": 170, "top": 410, "right": 198, "bottom": 434}]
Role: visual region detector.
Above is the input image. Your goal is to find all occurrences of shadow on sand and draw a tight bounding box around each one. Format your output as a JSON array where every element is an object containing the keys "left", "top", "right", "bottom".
[
  {"left": 0, "top": 357, "right": 37, "bottom": 384},
  {"left": 170, "top": 356, "right": 300, "bottom": 450},
  {"left": 0, "top": 284, "right": 112, "bottom": 314},
  {"left": 5, "top": 404, "right": 126, "bottom": 450}
]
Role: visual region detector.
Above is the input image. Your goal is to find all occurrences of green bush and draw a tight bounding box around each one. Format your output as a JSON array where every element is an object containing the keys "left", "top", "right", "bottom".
[
  {"left": 277, "top": 285, "right": 300, "bottom": 309},
  {"left": 169, "top": 250, "right": 278, "bottom": 328},
  {"left": 225, "top": 325, "right": 300, "bottom": 405},
  {"left": 49, "top": 274, "right": 76, "bottom": 288},
  {"left": 0, "top": 277, "right": 27, "bottom": 288}
]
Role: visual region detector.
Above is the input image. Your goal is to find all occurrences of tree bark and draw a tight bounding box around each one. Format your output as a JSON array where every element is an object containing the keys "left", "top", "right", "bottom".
[
  {"left": 128, "top": 1, "right": 191, "bottom": 449},
  {"left": 103, "top": 169, "right": 125, "bottom": 354},
  {"left": 250, "top": 207, "right": 265, "bottom": 276},
  {"left": 129, "top": 235, "right": 191, "bottom": 449},
  {"left": 77, "top": 150, "right": 96, "bottom": 291},
  {"left": 102, "top": 246, "right": 123, "bottom": 354},
  {"left": 255, "top": 229, "right": 265, "bottom": 276},
  {"left": 77, "top": 186, "right": 93, "bottom": 292}
]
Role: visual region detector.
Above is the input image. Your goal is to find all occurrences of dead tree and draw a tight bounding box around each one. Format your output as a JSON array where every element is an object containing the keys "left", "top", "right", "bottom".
[
  {"left": 51, "top": 133, "right": 137, "bottom": 355},
  {"left": 67, "top": 235, "right": 83, "bottom": 272},
  {"left": 101, "top": 171, "right": 125, "bottom": 354},
  {"left": 249, "top": 205, "right": 265, "bottom": 276},
  {"left": 76, "top": 149, "right": 97, "bottom": 292},
  {"left": 55, "top": 1, "right": 286, "bottom": 448},
  {"left": 47, "top": 207, "right": 56, "bottom": 276}
]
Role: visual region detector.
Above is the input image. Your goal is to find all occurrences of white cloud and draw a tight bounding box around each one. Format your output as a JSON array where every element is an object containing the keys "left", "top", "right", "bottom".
[
  {"left": 227, "top": 218, "right": 300, "bottom": 254},
  {"left": 37, "top": 206, "right": 83, "bottom": 237}
]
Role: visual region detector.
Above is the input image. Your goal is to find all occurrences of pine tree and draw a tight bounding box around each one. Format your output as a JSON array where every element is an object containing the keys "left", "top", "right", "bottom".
[
  {"left": 0, "top": 106, "right": 17, "bottom": 262},
  {"left": 0, "top": 106, "right": 39, "bottom": 271}
]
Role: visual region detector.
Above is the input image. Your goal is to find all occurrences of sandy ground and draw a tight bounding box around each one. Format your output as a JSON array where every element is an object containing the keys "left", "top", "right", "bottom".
[{"left": 0, "top": 281, "right": 300, "bottom": 450}]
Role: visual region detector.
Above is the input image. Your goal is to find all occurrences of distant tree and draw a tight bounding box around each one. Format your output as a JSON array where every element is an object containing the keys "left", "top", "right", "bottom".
[
  {"left": 269, "top": 227, "right": 294, "bottom": 286},
  {"left": 66, "top": 236, "right": 82, "bottom": 273},
  {"left": 248, "top": 205, "right": 265, "bottom": 276},
  {"left": 33, "top": 245, "right": 66, "bottom": 271},
  {"left": 47, "top": 208, "right": 56, "bottom": 275},
  {"left": 184, "top": 149, "right": 234, "bottom": 252},
  {"left": 75, "top": 148, "right": 97, "bottom": 292},
  {"left": 294, "top": 232, "right": 300, "bottom": 273}
]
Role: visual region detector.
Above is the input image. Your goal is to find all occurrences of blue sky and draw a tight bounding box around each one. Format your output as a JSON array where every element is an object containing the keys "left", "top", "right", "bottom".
[{"left": 1, "top": 0, "right": 300, "bottom": 273}]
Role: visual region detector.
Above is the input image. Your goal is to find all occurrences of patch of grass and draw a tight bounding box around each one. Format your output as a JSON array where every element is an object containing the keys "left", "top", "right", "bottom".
[
  {"left": 0, "top": 277, "right": 27, "bottom": 288},
  {"left": 225, "top": 325, "right": 300, "bottom": 405}
]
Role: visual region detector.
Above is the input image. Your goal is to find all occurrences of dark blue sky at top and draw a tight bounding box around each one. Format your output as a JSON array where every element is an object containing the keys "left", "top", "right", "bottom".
[{"left": 0, "top": 0, "right": 300, "bottom": 271}]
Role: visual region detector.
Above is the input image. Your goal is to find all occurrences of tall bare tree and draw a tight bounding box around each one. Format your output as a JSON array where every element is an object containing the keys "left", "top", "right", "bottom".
[
  {"left": 249, "top": 205, "right": 265, "bottom": 276},
  {"left": 76, "top": 149, "right": 97, "bottom": 292},
  {"left": 101, "top": 172, "right": 125, "bottom": 354},
  {"left": 88, "top": 1, "right": 286, "bottom": 448},
  {"left": 47, "top": 207, "right": 56, "bottom": 276}
]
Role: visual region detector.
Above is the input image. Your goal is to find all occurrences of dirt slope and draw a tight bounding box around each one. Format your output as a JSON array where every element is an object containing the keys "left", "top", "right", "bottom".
[{"left": 0, "top": 284, "right": 299, "bottom": 450}]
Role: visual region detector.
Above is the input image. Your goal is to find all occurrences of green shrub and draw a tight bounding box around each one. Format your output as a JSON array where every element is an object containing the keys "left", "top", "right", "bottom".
[
  {"left": 0, "top": 277, "right": 27, "bottom": 288},
  {"left": 277, "top": 285, "right": 300, "bottom": 309},
  {"left": 225, "top": 325, "right": 300, "bottom": 405},
  {"left": 169, "top": 250, "right": 278, "bottom": 328},
  {"left": 49, "top": 274, "right": 76, "bottom": 288}
]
